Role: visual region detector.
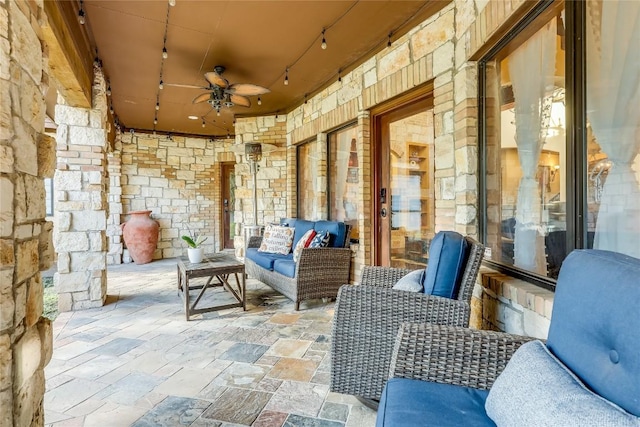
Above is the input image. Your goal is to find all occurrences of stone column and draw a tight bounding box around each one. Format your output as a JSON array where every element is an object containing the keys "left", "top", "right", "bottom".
[
  {"left": 53, "top": 65, "right": 109, "bottom": 311},
  {"left": 106, "top": 132, "right": 123, "bottom": 264},
  {"left": 1, "top": 2, "right": 54, "bottom": 425}
]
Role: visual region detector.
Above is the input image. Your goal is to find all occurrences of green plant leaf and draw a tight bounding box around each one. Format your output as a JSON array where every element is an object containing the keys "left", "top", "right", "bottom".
[{"left": 181, "top": 235, "right": 197, "bottom": 248}]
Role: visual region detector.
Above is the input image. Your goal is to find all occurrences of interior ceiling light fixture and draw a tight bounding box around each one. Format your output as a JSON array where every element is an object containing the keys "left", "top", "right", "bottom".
[
  {"left": 321, "top": 28, "right": 327, "bottom": 49},
  {"left": 284, "top": 68, "right": 289, "bottom": 86},
  {"left": 168, "top": 0, "right": 176, "bottom": 6}
]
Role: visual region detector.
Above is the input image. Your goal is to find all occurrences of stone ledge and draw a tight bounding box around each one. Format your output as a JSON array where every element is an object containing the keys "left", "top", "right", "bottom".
[{"left": 479, "top": 266, "right": 554, "bottom": 319}]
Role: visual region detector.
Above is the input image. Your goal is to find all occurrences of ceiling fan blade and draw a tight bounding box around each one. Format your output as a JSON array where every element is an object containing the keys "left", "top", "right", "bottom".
[
  {"left": 227, "top": 83, "right": 270, "bottom": 96},
  {"left": 193, "top": 93, "right": 212, "bottom": 104},
  {"left": 204, "top": 71, "right": 228, "bottom": 88},
  {"left": 164, "top": 83, "right": 208, "bottom": 90},
  {"left": 230, "top": 94, "right": 251, "bottom": 108}
]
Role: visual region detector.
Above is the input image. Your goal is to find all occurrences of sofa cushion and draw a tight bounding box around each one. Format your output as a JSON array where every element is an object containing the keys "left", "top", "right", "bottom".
[
  {"left": 273, "top": 259, "right": 297, "bottom": 278},
  {"left": 392, "top": 270, "right": 424, "bottom": 292},
  {"left": 246, "top": 248, "right": 292, "bottom": 270},
  {"left": 423, "top": 231, "right": 469, "bottom": 298},
  {"left": 546, "top": 249, "right": 640, "bottom": 417},
  {"left": 309, "top": 230, "right": 330, "bottom": 248},
  {"left": 485, "top": 340, "right": 640, "bottom": 426},
  {"left": 293, "top": 229, "right": 316, "bottom": 263},
  {"left": 377, "top": 378, "right": 493, "bottom": 427},
  {"left": 259, "top": 224, "right": 295, "bottom": 255},
  {"left": 314, "top": 220, "right": 347, "bottom": 247}
]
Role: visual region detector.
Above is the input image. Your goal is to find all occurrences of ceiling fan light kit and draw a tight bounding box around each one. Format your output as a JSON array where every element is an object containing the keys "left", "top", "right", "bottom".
[{"left": 192, "top": 65, "right": 270, "bottom": 114}]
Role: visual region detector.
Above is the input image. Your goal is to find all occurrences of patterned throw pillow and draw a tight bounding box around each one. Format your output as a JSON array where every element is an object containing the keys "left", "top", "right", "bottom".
[
  {"left": 309, "top": 230, "right": 330, "bottom": 248},
  {"left": 293, "top": 229, "right": 317, "bottom": 262},
  {"left": 258, "top": 224, "right": 295, "bottom": 255}
]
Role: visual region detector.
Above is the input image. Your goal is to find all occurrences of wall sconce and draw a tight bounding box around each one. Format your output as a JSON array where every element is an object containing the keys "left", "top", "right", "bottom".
[
  {"left": 589, "top": 158, "right": 612, "bottom": 203},
  {"left": 550, "top": 164, "right": 560, "bottom": 182}
]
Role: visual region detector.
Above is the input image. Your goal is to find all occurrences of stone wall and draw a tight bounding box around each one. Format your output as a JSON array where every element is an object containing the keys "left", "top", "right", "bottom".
[
  {"left": 53, "top": 65, "right": 109, "bottom": 311},
  {"left": 233, "top": 115, "right": 287, "bottom": 255},
  {"left": 0, "top": 1, "right": 53, "bottom": 425},
  {"left": 117, "top": 131, "right": 235, "bottom": 260}
]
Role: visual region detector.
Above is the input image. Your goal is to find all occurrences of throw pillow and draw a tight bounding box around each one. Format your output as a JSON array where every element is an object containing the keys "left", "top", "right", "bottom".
[
  {"left": 293, "top": 229, "right": 317, "bottom": 262},
  {"left": 392, "top": 269, "right": 425, "bottom": 292},
  {"left": 258, "top": 224, "right": 295, "bottom": 255},
  {"left": 485, "top": 340, "right": 640, "bottom": 426},
  {"left": 309, "top": 230, "right": 330, "bottom": 248}
]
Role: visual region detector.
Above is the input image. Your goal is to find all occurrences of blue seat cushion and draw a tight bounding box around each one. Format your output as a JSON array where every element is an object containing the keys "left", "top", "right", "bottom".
[
  {"left": 377, "top": 378, "right": 494, "bottom": 427},
  {"left": 313, "top": 220, "right": 347, "bottom": 248},
  {"left": 547, "top": 249, "right": 640, "bottom": 417},
  {"left": 273, "top": 259, "right": 297, "bottom": 278},
  {"left": 246, "top": 248, "right": 292, "bottom": 270},
  {"left": 423, "top": 231, "right": 470, "bottom": 298}
]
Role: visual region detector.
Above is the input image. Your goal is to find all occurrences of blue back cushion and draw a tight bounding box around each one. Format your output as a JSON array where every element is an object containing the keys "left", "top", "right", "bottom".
[
  {"left": 547, "top": 250, "right": 640, "bottom": 417},
  {"left": 290, "top": 220, "right": 315, "bottom": 248},
  {"left": 423, "top": 231, "right": 470, "bottom": 298},
  {"left": 314, "top": 220, "right": 347, "bottom": 248}
]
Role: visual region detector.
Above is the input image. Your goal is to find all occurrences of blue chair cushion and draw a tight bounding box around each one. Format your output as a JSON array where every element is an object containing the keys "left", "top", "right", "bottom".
[
  {"left": 377, "top": 378, "right": 494, "bottom": 427},
  {"left": 273, "top": 259, "right": 297, "bottom": 278},
  {"left": 486, "top": 340, "right": 640, "bottom": 426},
  {"left": 245, "top": 248, "right": 292, "bottom": 271},
  {"left": 314, "top": 220, "right": 347, "bottom": 248},
  {"left": 547, "top": 249, "right": 640, "bottom": 417},
  {"left": 423, "top": 231, "right": 470, "bottom": 298}
]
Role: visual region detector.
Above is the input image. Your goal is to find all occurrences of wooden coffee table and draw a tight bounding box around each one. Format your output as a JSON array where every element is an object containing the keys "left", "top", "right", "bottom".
[{"left": 177, "top": 252, "right": 246, "bottom": 321}]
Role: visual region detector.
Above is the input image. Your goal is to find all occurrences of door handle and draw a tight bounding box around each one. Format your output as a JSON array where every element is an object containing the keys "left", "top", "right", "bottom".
[{"left": 381, "top": 208, "right": 387, "bottom": 218}]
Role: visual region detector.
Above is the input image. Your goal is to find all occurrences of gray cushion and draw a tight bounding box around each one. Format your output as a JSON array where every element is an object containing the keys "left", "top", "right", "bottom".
[
  {"left": 392, "top": 270, "right": 424, "bottom": 292},
  {"left": 485, "top": 340, "right": 640, "bottom": 427}
]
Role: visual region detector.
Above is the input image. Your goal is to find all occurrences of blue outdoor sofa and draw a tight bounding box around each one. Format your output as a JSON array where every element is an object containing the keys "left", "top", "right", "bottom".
[{"left": 245, "top": 219, "right": 352, "bottom": 310}]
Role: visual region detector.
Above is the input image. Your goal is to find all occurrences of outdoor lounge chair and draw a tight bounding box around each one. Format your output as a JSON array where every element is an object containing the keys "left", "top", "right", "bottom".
[
  {"left": 376, "top": 249, "right": 640, "bottom": 426},
  {"left": 330, "top": 231, "right": 484, "bottom": 403}
]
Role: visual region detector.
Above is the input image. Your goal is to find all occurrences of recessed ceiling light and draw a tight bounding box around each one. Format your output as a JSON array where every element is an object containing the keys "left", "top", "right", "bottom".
[{"left": 188, "top": 115, "right": 199, "bottom": 120}]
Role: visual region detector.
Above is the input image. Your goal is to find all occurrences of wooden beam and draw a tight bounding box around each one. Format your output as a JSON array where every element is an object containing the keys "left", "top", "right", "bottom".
[{"left": 42, "top": 1, "right": 93, "bottom": 108}]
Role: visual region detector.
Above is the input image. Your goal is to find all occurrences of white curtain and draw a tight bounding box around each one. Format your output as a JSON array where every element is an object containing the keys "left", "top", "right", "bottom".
[
  {"left": 587, "top": 0, "right": 640, "bottom": 259},
  {"left": 508, "top": 19, "right": 557, "bottom": 273}
]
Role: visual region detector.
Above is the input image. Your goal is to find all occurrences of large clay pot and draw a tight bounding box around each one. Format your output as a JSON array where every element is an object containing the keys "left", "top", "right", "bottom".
[{"left": 121, "top": 210, "right": 159, "bottom": 264}]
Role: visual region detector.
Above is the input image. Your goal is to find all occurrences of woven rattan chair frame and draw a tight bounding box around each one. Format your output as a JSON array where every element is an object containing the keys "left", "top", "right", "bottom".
[
  {"left": 390, "top": 323, "right": 534, "bottom": 390},
  {"left": 330, "top": 236, "right": 484, "bottom": 401}
]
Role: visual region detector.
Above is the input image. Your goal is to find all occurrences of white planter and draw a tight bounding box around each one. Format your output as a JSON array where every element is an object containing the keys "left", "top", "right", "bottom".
[{"left": 187, "top": 247, "right": 204, "bottom": 263}]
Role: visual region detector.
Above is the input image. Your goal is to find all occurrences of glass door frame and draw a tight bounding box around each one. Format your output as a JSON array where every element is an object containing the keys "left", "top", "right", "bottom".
[{"left": 371, "top": 84, "right": 434, "bottom": 266}]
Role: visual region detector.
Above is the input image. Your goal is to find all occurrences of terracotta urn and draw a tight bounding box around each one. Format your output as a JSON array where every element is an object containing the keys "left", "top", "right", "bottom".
[{"left": 121, "top": 210, "right": 159, "bottom": 264}]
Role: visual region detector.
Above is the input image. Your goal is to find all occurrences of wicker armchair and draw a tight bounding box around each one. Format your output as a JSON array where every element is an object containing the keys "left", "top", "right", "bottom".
[
  {"left": 377, "top": 250, "right": 640, "bottom": 426},
  {"left": 330, "top": 235, "right": 484, "bottom": 402}
]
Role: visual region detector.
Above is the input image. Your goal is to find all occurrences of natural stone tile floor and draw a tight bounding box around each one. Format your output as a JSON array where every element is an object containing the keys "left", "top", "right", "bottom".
[{"left": 44, "top": 258, "right": 377, "bottom": 427}]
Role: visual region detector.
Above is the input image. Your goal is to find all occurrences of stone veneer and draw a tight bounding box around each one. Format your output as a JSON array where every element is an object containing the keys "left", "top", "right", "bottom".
[
  {"left": 53, "top": 65, "right": 109, "bottom": 311},
  {"left": 111, "top": 131, "right": 236, "bottom": 261},
  {"left": 1, "top": 1, "right": 54, "bottom": 425}
]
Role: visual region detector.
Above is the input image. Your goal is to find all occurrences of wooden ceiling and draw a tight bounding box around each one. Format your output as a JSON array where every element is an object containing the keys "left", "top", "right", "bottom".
[{"left": 74, "top": 1, "right": 447, "bottom": 137}]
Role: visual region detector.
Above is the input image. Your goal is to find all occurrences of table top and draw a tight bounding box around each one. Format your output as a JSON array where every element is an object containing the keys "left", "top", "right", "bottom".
[{"left": 178, "top": 252, "right": 244, "bottom": 274}]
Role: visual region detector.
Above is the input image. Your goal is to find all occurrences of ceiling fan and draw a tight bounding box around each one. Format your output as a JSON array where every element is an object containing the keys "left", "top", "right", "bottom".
[{"left": 190, "top": 65, "right": 270, "bottom": 113}]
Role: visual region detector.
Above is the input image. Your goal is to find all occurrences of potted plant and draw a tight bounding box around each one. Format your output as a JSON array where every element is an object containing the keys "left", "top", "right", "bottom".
[{"left": 181, "top": 230, "right": 208, "bottom": 263}]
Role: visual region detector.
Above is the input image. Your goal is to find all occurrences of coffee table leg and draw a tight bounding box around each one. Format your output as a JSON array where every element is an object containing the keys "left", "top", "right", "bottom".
[
  {"left": 241, "top": 270, "right": 246, "bottom": 310},
  {"left": 184, "top": 273, "right": 190, "bottom": 321}
]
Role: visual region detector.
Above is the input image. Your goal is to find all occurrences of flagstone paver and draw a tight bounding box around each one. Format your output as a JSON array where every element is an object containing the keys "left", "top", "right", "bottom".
[{"left": 44, "top": 257, "right": 376, "bottom": 426}]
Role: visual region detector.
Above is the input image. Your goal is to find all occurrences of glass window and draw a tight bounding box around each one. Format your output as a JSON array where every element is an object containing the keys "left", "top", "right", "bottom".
[
  {"left": 328, "top": 125, "right": 359, "bottom": 240},
  {"left": 585, "top": 0, "right": 640, "bottom": 259},
  {"left": 297, "top": 139, "right": 324, "bottom": 220},
  {"left": 483, "top": 5, "right": 567, "bottom": 279},
  {"left": 481, "top": 1, "right": 640, "bottom": 286}
]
